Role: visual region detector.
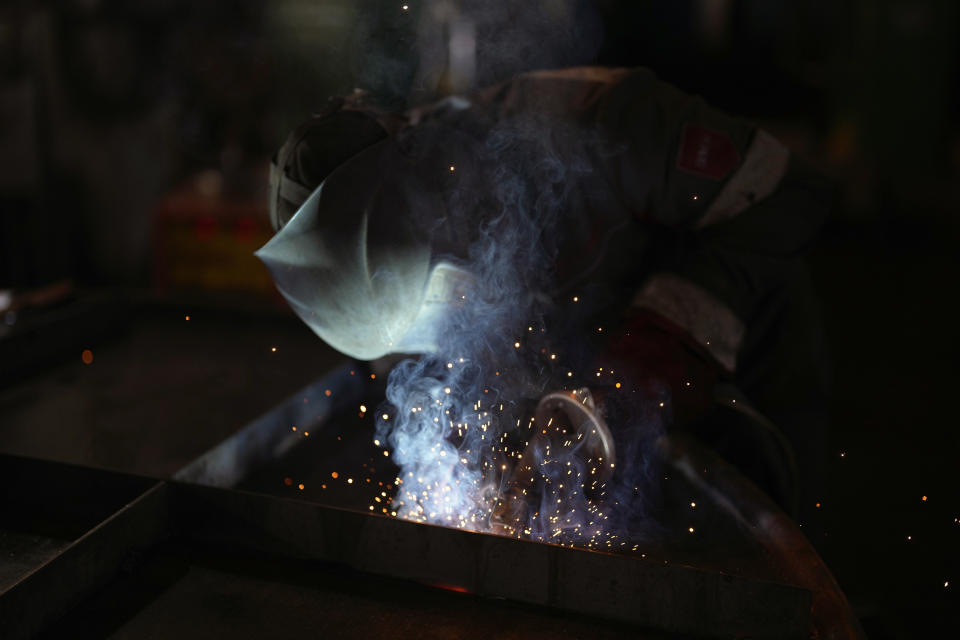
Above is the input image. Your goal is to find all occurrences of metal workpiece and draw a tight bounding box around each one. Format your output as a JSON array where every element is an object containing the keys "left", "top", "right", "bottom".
[
  {"left": 0, "top": 455, "right": 812, "bottom": 639},
  {"left": 174, "top": 361, "right": 366, "bottom": 488},
  {"left": 168, "top": 367, "right": 861, "bottom": 637},
  {"left": 0, "top": 365, "right": 863, "bottom": 638},
  {"left": 173, "top": 481, "right": 812, "bottom": 639},
  {"left": 0, "top": 456, "right": 167, "bottom": 640}
]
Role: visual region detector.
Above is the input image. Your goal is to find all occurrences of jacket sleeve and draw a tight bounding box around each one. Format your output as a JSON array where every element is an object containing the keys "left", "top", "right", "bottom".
[
  {"left": 605, "top": 69, "right": 832, "bottom": 374},
  {"left": 483, "top": 67, "right": 832, "bottom": 374}
]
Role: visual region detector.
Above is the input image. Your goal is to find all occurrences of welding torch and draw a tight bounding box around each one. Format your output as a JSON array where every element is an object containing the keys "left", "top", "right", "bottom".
[{"left": 490, "top": 387, "right": 616, "bottom": 535}]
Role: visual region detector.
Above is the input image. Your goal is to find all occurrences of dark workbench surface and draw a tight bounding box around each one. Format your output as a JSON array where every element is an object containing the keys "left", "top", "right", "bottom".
[{"left": 0, "top": 301, "right": 342, "bottom": 478}]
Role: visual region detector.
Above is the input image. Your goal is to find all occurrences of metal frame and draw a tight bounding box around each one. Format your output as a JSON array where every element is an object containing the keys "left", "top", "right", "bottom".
[{"left": 1, "top": 453, "right": 813, "bottom": 639}]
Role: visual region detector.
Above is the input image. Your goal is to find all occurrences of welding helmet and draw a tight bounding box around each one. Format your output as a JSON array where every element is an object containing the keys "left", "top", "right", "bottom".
[
  {"left": 268, "top": 108, "right": 391, "bottom": 233},
  {"left": 257, "top": 131, "right": 474, "bottom": 361}
]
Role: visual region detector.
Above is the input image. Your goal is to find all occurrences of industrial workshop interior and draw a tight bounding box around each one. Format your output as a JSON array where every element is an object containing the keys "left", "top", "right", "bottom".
[{"left": 0, "top": 2, "right": 957, "bottom": 638}]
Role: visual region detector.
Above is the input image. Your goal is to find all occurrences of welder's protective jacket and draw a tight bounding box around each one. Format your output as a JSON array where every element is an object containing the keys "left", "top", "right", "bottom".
[
  {"left": 468, "top": 67, "right": 829, "bottom": 374},
  {"left": 258, "top": 67, "right": 831, "bottom": 369}
]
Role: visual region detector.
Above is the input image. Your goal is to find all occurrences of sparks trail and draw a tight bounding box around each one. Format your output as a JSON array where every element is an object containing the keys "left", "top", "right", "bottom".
[
  {"left": 365, "top": 116, "right": 661, "bottom": 549},
  {"left": 362, "top": 333, "right": 662, "bottom": 552}
]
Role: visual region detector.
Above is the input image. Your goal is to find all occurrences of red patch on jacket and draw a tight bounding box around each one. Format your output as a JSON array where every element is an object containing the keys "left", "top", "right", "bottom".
[{"left": 676, "top": 124, "right": 740, "bottom": 180}]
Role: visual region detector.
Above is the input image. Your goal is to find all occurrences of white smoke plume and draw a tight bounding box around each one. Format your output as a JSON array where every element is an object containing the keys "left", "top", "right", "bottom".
[{"left": 374, "top": 113, "right": 664, "bottom": 544}]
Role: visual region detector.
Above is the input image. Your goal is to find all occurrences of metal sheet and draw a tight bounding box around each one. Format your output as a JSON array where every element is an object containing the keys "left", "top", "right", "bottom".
[
  {"left": 172, "top": 482, "right": 812, "bottom": 639},
  {"left": 0, "top": 480, "right": 168, "bottom": 640},
  {"left": 174, "top": 361, "right": 365, "bottom": 488},
  {"left": 0, "top": 453, "right": 813, "bottom": 638}
]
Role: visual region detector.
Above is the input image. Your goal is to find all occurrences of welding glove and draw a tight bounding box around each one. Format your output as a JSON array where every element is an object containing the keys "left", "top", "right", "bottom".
[{"left": 599, "top": 307, "right": 724, "bottom": 430}]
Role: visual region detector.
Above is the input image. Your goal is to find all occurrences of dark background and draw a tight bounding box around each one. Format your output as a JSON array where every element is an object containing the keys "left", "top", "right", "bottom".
[{"left": 0, "top": 1, "right": 957, "bottom": 637}]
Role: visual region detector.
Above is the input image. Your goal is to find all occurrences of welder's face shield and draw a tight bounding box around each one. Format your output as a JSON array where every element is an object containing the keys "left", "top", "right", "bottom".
[{"left": 255, "top": 140, "right": 473, "bottom": 361}]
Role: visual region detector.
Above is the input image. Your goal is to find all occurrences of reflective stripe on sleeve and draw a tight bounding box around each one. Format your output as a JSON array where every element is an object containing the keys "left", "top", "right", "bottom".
[
  {"left": 631, "top": 273, "right": 745, "bottom": 372},
  {"left": 696, "top": 129, "right": 789, "bottom": 229}
]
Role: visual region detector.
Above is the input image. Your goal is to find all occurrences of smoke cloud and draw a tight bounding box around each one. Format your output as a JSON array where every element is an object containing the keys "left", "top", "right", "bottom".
[{"left": 373, "top": 109, "right": 664, "bottom": 546}]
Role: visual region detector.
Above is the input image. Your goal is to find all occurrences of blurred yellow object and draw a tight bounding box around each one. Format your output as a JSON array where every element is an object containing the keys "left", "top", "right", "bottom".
[{"left": 152, "top": 179, "right": 277, "bottom": 298}]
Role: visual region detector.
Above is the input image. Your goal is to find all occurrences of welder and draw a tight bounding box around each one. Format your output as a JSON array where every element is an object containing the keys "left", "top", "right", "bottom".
[{"left": 256, "top": 67, "right": 832, "bottom": 533}]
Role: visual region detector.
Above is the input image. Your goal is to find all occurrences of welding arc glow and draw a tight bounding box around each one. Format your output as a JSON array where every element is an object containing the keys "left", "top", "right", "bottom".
[
  {"left": 369, "top": 115, "right": 664, "bottom": 549},
  {"left": 372, "top": 116, "right": 581, "bottom": 533}
]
